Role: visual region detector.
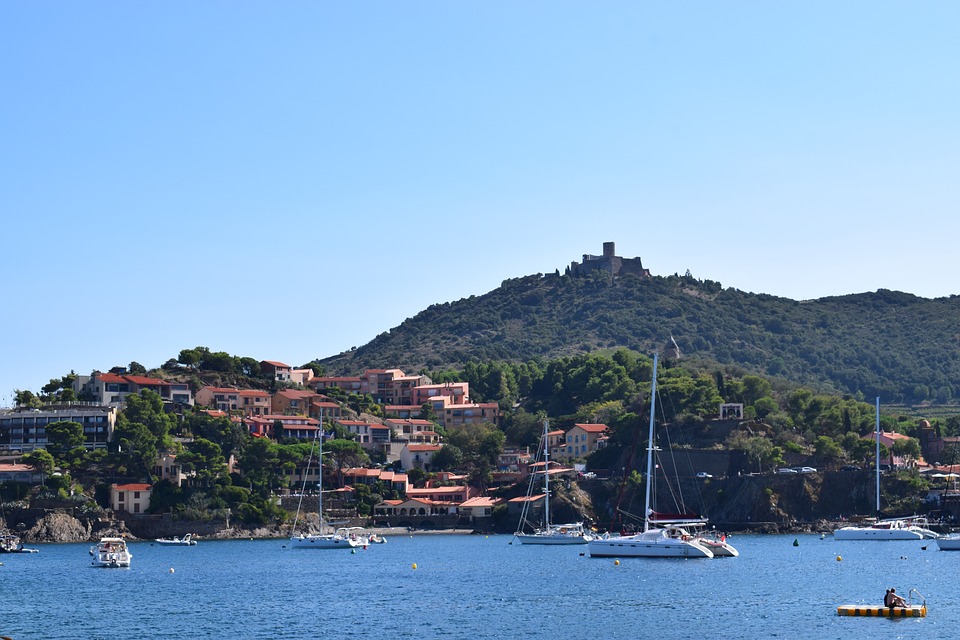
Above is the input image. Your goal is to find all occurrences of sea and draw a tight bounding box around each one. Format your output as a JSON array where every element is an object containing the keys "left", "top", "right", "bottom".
[{"left": 1, "top": 533, "right": 957, "bottom": 640}]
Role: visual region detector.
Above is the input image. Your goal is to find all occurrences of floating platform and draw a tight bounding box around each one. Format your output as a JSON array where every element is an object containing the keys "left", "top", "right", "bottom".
[{"left": 837, "top": 605, "right": 926, "bottom": 617}]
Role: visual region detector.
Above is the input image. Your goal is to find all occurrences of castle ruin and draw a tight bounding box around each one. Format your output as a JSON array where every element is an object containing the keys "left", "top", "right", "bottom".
[{"left": 569, "top": 242, "right": 651, "bottom": 278}]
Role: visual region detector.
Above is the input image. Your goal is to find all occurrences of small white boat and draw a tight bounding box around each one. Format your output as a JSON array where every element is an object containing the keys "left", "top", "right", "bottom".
[
  {"left": 835, "top": 517, "right": 939, "bottom": 540},
  {"left": 155, "top": 533, "right": 197, "bottom": 546},
  {"left": 90, "top": 537, "right": 132, "bottom": 568},
  {"left": 835, "top": 398, "right": 939, "bottom": 541},
  {"left": 936, "top": 535, "right": 960, "bottom": 551},
  {"left": 1, "top": 532, "right": 23, "bottom": 553}
]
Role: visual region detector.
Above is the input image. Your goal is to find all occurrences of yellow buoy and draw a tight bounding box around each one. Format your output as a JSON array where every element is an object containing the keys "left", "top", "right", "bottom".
[
  {"left": 412, "top": 563, "right": 418, "bottom": 570},
  {"left": 837, "top": 555, "right": 842, "bottom": 561},
  {"left": 614, "top": 559, "right": 620, "bottom": 566}
]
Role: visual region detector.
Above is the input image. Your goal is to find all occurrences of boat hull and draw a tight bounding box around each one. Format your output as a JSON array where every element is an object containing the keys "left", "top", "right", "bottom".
[
  {"left": 936, "top": 536, "right": 960, "bottom": 550},
  {"left": 515, "top": 533, "right": 592, "bottom": 545},
  {"left": 588, "top": 530, "right": 714, "bottom": 558},
  {"left": 834, "top": 526, "right": 931, "bottom": 540},
  {"left": 289, "top": 534, "right": 361, "bottom": 549}
]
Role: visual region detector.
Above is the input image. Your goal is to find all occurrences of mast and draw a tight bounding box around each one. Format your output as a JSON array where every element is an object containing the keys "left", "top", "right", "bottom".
[
  {"left": 643, "top": 354, "right": 659, "bottom": 533},
  {"left": 875, "top": 397, "right": 881, "bottom": 517},
  {"left": 318, "top": 408, "right": 324, "bottom": 534},
  {"left": 542, "top": 419, "right": 550, "bottom": 530}
]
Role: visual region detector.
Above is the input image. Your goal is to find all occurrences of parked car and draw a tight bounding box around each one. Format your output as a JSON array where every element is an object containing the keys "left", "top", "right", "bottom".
[
  {"left": 796, "top": 466, "right": 818, "bottom": 473},
  {"left": 696, "top": 472, "right": 713, "bottom": 478},
  {"left": 777, "top": 467, "right": 797, "bottom": 474}
]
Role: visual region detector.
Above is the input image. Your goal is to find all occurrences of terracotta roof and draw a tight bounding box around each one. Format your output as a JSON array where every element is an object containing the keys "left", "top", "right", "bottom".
[
  {"left": 573, "top": 423, "right": 609, "bottom": 433},
  {"left": 239, "top": 390, "right": 271, "bottom": 397},
  {"left": 407, "top": 444, "right": 442, "bottom": 452},
  {"left": 261, "top": 360, "right": 292, "bottom": 368},
  {"left": 112, "top": 483, "right": 152, "bottom": 491}
]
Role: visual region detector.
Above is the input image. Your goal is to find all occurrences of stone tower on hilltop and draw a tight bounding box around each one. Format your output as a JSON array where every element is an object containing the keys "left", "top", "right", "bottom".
[{"left": 569, "top": 242, "right": 651, "bottom": 278}]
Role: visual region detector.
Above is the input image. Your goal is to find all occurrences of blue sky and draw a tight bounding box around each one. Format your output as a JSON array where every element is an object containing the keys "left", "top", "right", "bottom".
[{"left": 3, "top": 2, "right": 958, "bottom": 405}]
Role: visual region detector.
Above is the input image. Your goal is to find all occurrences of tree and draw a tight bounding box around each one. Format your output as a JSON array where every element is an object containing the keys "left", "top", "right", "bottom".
[
  {"left": 325, "top": 439, "right": 368, "bottom": 486},
  {"left": 429, "top": 444, "right": 463, "bottom": 471},
  {"left": 45, "top": 421, "right": 85, "bottom": 462},
  {"left": 272, "top": 419, "right": 285, "bottom": 440},
  {"left": 891, "top": 438, "right": 922, "bottom": 465},
  {"left": 814, "top": 436, "right": 844, "bottom": 468},
  {"left": 128, "top": 361, "right": 147, "bottom": 376},
  {"left": 23, "top": 449, "right": 55, "bottom": 482},
  {"left": 14, "top": 389, "right": 42, "bottom": 408}
]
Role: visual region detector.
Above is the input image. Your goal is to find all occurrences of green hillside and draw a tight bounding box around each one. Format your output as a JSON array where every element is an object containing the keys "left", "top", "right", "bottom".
[{"left": 319, "top": 271, "right": 960, "bottom": 404}]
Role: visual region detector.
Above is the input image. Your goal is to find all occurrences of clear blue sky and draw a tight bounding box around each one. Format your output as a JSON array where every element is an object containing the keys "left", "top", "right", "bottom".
[{"left": 3, "top": 2, "right": 958, "bottom": 406}]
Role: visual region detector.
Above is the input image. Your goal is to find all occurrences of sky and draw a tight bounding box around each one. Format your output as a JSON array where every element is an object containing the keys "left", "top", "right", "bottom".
[{"left": 2, "top": 2, "right": 958, "bottom": 406}]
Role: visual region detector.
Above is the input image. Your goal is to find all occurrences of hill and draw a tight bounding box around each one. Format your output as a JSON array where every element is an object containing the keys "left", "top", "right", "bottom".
[{"left": 319, "top": 269, "right": 960, "bottom": 403}]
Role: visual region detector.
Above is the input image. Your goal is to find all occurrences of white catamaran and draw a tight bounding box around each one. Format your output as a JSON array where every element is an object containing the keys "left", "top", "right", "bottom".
[
  {"left": 514, "top": 419, "right": 593, "bottom": 545},
  {"left": 834, "top": 397, "right": 939, "bottom": 541},
  {"left": 589, "top": 354, "right": 722, "bottom": 558}
]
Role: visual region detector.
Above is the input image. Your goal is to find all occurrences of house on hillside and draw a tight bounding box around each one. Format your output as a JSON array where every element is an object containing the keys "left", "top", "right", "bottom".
[{"left": 110, "top": 483, "right": 152, "bottom": 514}]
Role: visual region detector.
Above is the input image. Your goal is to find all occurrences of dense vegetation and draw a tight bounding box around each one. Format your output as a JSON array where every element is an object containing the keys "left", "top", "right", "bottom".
[{"left": 319, "top": 271, "right": 960, "bottom": 404}]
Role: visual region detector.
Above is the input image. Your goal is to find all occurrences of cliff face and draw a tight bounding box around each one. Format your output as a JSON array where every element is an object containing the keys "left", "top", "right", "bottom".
[{"left": 5, "top": 509, "right": 131, "bottom": 543}]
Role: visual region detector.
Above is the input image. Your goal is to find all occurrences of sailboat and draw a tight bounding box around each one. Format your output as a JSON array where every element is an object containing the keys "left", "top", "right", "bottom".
[
  {"left": 834, "top": 397, "right": 939, "bottom": 540},
  {"left": 289, "top": 426, "right": 365, "bottom": 550},
  {"left": 514, "top": 419, "right": 594, "bottom": 545},
  {"left": 589, "top": 354, "right": 718, "bottom": 558}
]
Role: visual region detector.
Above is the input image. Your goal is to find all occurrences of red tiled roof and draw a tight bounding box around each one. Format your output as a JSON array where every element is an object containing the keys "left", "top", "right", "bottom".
[
  {"left": 239, "top": 389, "right": 271, "bottom": 397},
  {"left": 112, "top": 483, "right": 152, "bottom": 491},
  {"left": 407, "top": 444, "right": 441, "bottom": 452},
  {"left": 573, "top": 423, "right": 609, "bottom": 433},
  {"left": 262, "top": 361, "right": 292, "bottom": 368}
]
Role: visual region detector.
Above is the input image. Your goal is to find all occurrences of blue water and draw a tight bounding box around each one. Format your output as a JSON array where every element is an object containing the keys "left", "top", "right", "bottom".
[{"left": 1, "top": 534, "right": 956, "bottom": 639}]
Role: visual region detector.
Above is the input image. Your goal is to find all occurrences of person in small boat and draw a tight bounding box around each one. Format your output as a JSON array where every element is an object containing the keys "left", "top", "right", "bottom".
[{"left": 884, "top": 588, "right": 906, "bottom": 608}]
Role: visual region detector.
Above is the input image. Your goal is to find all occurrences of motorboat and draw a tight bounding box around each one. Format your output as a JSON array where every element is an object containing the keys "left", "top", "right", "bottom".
[
  {"left": 1, "top": 532, "right": 23, "bottom": 553},
  {"left": 588, "top": 354, "right": 720, "bottom": 559},
  {"left": 834, "top": 398, "right": 939, "bottom": 541},
  {"left": 514, "top": 419, "right": 593, "bottom": 545},
  {"left": 155, "top": 533, "right": 197, "bottom": 546},
  {"left": 90, "top": 537, "right": 132, "bottom": 568},
  {"left": 834, "top": 517, "right": 939, "bottom": 540}
]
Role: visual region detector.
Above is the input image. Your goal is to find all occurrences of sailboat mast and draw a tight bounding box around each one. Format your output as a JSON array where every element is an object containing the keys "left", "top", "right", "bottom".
[
  {"left": 318, "top": 408, "right": 324, "bottom": 534},
  {"left": 542, "top": 419, "right": 550, "bottom": 530},
  {"left": 875, "top": 397, "right": 881, "bottom": 516},
  {"left": 643, "top": 354, "right": 659, "bottom": 533}
]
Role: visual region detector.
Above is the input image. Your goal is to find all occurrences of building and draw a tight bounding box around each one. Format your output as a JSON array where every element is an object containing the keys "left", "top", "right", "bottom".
[
  {"left": 195, "top": 387, "right": 272, "bottom": 416},
  {"left": 0, "top": 404, "right": 118, "bottom": 453},
  {"left": 0, "top": 463, "right": 44, "bottom": 483},
  {"left": 110, "top": 483, "right": 152, "bottom": 514},
  {"left": 337, "top": 420, "right": 391, "bottom": 451},
  {"left": 400, "top": 444, "right": 443, "bottom": 471},
  {"left": 244, "top": 414, "right": 321, "bottom": 440},
  {"left": 411, "top": 382, "right": 470, "bottom": 407},
  {"left": 553, "top": 423, "right": 610, "bottom": 461},
  {"left": 568, "top": 242, "right": 651, "bottom": 278},
  {"left": 75, "top": 373, "right": 193, "bottom": 407}
]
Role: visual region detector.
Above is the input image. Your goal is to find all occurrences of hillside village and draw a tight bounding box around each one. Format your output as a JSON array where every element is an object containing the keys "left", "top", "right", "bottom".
[{"left": 0, "top": 360, "right": 620, "bottom": 537}]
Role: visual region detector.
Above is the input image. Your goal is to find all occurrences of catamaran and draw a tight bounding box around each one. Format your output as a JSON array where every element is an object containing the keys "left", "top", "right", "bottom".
[{"left": 589, "top": 354, "right": 720, "bottom": 558}]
